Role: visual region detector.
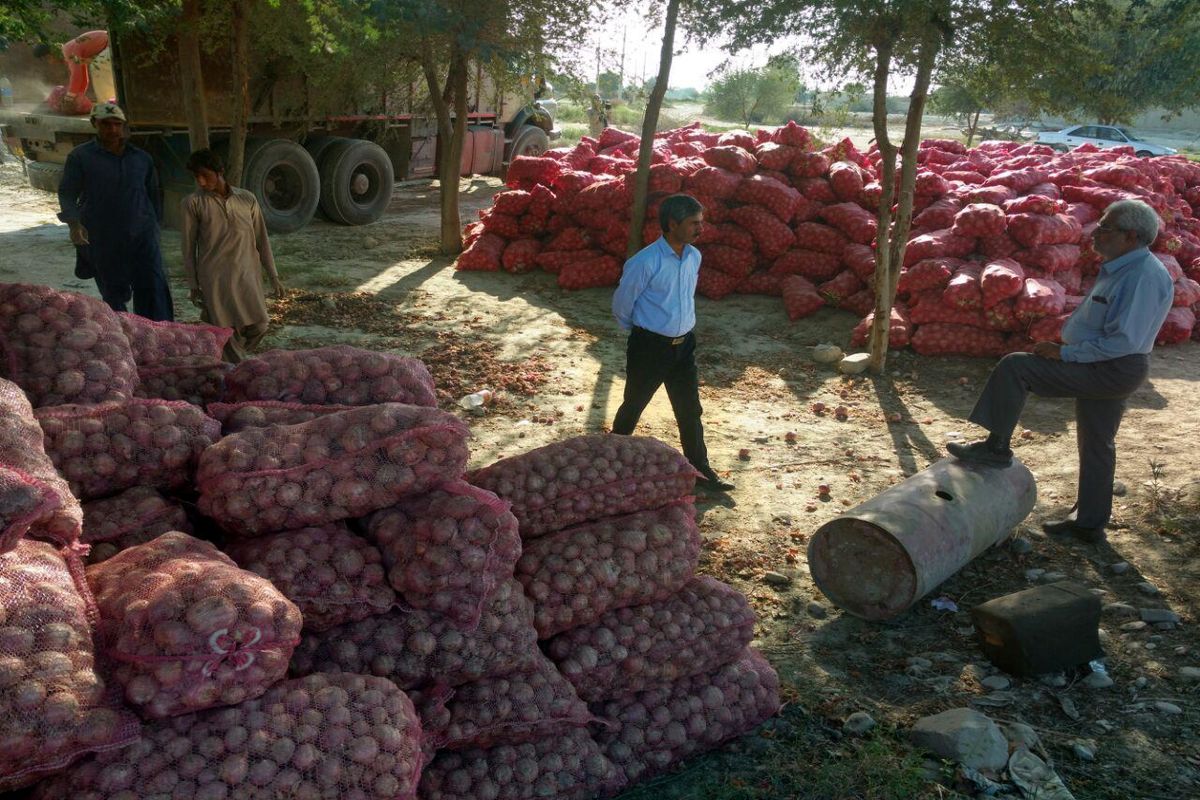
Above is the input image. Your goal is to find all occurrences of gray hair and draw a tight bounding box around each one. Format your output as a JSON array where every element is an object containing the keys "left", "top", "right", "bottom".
[{"left": 1102, "top": 199, "right": 1161, "bottom": 246}]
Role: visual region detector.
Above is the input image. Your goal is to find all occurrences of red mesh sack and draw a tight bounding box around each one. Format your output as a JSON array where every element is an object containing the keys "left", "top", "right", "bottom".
[
  {"left": 796, "top": 176, "right": 837, "bottom": 203},
  {"left": 1157, "top": 307, "right": 1195, "bottom": 345},
  {"left": 597, "top": 127, "right": 638, "bottom": 150},
  {"left": 536, "top": 249, "right": 598, "bottom": 276},
  {"left": 514, "top": 499, "right": 700, "bottom": 640},
  {"left": 366, "top": 481, "right": 520, "bottom": 630},
  {"left": 1015, "top": 277, "right": 1067, "bottom": 322},
  {"left": 558, "top": 254, "right": 623, "bottom": 290},
  {"left": 290, "top": 579, "right": 538, "bottom": 690},
  {"left": 135, "top": 358, "right": 231, "bottom": 406},
  {"left": 944, "top": 170, "right": 987, "bottom": 185},
  {"left": 819, "top": 202, "right": 877, "bottom": 244},
  {"left": 1061, "top": 183, "right": 1133, "bottom": 210},
  {"left": 915, "top": 171, "right": 951, "bottom": 197},
  {"left": 0, "top": 379, "right": 82, "bottom": 552},
  {"left": 984, "top": 167, "right": 1049, "bottom": 194},
  {"left": 468, "top": 434, "right": 696, "bottom": 539},
  {"left": 32, "top": 672, "right": 425, "bottom": 800},
  {"left": 81, "top": 486, "right": 191, "bottom": 565},
  {"left": 922, "top": 138, "right": 967, "bottom": 155},
  {"left": 727, "top": 206, "right": 795, "bottom": 260},
  {"left": 506, "top": 156, "right": 561, "bottom": 188},
  {"left": 544, "top": 227, "right": 594, "bottom": 253},
  {"left": 622, "top": 162, "right": 683, "bottom": 196},
  {"left": 0, "top": 539, "right": 139, "bottom": 791},
  {"left": 1015, "top": 243, "right": 1081, "bottom": 273},
  {"left": 773, "top": 121, "right": 812, "bottom": 150},
  {"left": 965, "top": 184, "right": 1018, "bottom": 207},
  {"left": 789, "top": 151, "right": 830, "bottom": 180},
  {"left": 591, "top": 648, "right": 780, "bottom": 786},
  {"left": 702, "top": 145, "right": 757, "bottom": 175},
  {"left": 492, "top": 190, "right": 533, "bottom": 216},
  {"left": 984, "top": 299, "right": 1023, "bottom": 332},
  {"left": 840, "top": 288, "right": 877, "bottom": 318},
  {"left": 197, "top": 403, "right": 469, "bottom": 536},
  {"left": 979, "top": 231, "right": 1022, "bottom": 260},
  {"left": 1174, "top": 277, "right": 1200, "bottom": 307},
  {"left": 903, "top": 229, "right": 976, "bottom": 266},
  {"left": 753, "top": 142, "right": 796, "bottom": 172},
  {"left": 224, "top": 522, "right": 395, "bottom": 632},
  {"left": 418, "top": 726, "right": 624, "bottom": 800},
  {"left": 206, "top": 399, "right": 358, "bottom": 434},
  {"left": 782, "top": 275, "right": 824, "bottom": 320},
  {"left": 686, "top": 166, "right": 742, "bottom": 199},
  {"left": 736, "top": 271, "right": 785, "bottom": 296},
  {"left": 980, "top": 257, "right": 1026, "bottom": 309},
  {"left": 1056, "top": 265, "right": 1083, "bottom": 295},
  {"left": 897, "top": 258, "right": 958, "bottom": 295},
  {"left": 480, "top": 211, "right": 521, "bottom": 240},
  {"left": 695, "top": 245, "right": 753, "bottom": 281},
  {"left": 502, "top": 238, "right": 543, "bottom": 274},
  {"left": 224, "top": 345, "right": 436, "bottom": 407},
  {"left": 942, "top": 264, "right": 984, "bottom": 310},
  {"left": 1159, "top": 253, "right": 1185, "bottom": 282},
  {"left": 716, "top": 129, "right": 755, "bottom": 150},
  {"left": 850, "top": 305, "right": 912, "bottom": 349},
  {"left": 118, "top": 314, "right": 232, "bottom": 365},
  {"left": 1007, "top": 212, "right": 1083, "bottom": 248},
  {"left": 828, "top": 161, "right": 866, "bottom": 201},
  {"left": 587, "top": 155, "right": 633, "bottom": 176},
  {"left": 951, "top": 203, "right": 1007, "bottom": 238},
  {"left": 818, "top": 269, "right": 865, "bottom": 303},
  {"left": 696, "top": 267, "right": 740, "bottom": 300},
  {"left": 770, "top": 250, "right": 842, "bottom": 281},
  {"left": 908, "top": 292, "right": 987, "bottom": 326},
  {"left": 1029, "top": 313, "right": 1070, "bottom": 343},
  {"left": 37, "top": 399, "right": 220, "bottom": 501},
  {"left": 697, "top": 222, "right": 755, "bottom": 252},
  {"left": 551, "top": 169, "right": 599, "bottom": 197},
  {"left": 0, "top": 283, "right": 138, "bottom": 407},
  {"left": 1005, "top": 195, "right": 1066, "bottom": 215},
  {"left": 793, "top": 221, "right": 849, "bottom": 255},
  {"left": 843, "top": 243, "right": 877, "bottom": 281},
  {"left": 913, "top": 197, "right": 964, "bottom": 232},
  {"left": 456, "top": 233, "right": 506, "bottom": 271},
  {"left": 911, "top": 324, "right": 1007, "bottom": 357},
  {"left": 86, "top": 531, "right": 303, "bottom": 719},
  {"left": 544, "top": 575, "right": 754, "bottom": 702},
  {"left": 1084, "top": 163, "right": 1145, "bottom": 189},
  {"left": 734, "top": 174, "right": 804, "bottom": 223},
  {"left": 414, "top": 654, "right": 592, "bottom": 751},
  {"left": 462, "top": 221, "right": 485, "bottom": 249}
]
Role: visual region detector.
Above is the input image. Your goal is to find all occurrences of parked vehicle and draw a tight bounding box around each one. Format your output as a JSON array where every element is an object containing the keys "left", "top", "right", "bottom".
[
  {"left": 1035, "top": 124, "right": 1177, "bottom": 157},
  {"left": 0, "top": 31, "right": 556, "bottom": 232}
]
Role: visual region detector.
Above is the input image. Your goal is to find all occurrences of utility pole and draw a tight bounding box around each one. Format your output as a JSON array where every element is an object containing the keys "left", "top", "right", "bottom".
[
  {"left": 619, "top": 27, "right": 626, "bottom": 99},
  {"left": 595, "top": 44, "right": 601, "bottom": 92}
]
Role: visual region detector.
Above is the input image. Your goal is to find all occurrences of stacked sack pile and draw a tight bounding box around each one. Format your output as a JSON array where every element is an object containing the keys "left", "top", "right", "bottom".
[
  {"left": 458, "top": 122, "right": 1200, "bottom": 356},
  {"left": 0, "top": 281, "right": 779, "bottom": 799}
]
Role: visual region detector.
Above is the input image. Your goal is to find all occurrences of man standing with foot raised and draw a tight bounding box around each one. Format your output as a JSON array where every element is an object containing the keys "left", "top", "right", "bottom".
[
  {"left": 611, "top": 193, "right": 734, "bottom": 493},
  {"left": 948, "top": 199, "right": 1173, "bottom": 543}
]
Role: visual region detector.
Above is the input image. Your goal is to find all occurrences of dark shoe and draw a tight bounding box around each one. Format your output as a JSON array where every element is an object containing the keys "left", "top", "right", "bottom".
[
  {"left": 947, "top": 439, "right": 1013, "bottom": 468},
  {"left": 1042, "top": 519, "right": 1106, "bottom": 544},
  {"left": 695, "top": 466, "right": 735, "bottom": 492}
]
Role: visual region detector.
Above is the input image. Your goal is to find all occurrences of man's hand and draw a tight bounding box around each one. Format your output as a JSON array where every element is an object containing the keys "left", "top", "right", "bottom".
[
  {"left": 68, "top": 222, "right": 89, "bottom": 246},
  {"left": 1033, "top": 341, "right": 1062, "bottom": 360},
  {"left": 270, "top": 277, "right": 285, "bottom": 299},
  {"left": 188, "top": 288, "right": 204, "bottom": 307}
]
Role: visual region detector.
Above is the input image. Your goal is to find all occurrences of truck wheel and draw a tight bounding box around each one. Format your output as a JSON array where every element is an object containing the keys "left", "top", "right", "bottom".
[
  {"left": 317, "top": 138, "right": 394, "bottom": 226},
  {"left": 1136, "top": 150, "right": 1152, "bottom": 158},
  {"left": 304, "top": 135, "right": 347, "bottom": 167},
  {"left": 242, "top": 139, "right": 320, "bottom": 233},
  {"left": 508, "top": 124, "right": 550, "bottom": 161},
  {"left": 26, "top": 160, "right": 65, "bottom": 193}
]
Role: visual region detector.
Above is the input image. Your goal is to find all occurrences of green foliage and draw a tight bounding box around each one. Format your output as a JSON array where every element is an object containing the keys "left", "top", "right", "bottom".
[
  {"left": 704, "top": 57, "right": 802, "bottom": 126},
  {"left": 597, "top": 70, "right": 621, "bottom": 98}
]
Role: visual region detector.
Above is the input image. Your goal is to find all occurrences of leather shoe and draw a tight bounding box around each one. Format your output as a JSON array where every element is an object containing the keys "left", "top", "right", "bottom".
[
  {"left": 1042, "top": 519, "right": 1106, "bottom": 544},
  {"left": 947, "top": 439, "right": 1013, "bottom": 468},
  {"left": 695, "top": 466, "right": 735, "bottom": 492}
]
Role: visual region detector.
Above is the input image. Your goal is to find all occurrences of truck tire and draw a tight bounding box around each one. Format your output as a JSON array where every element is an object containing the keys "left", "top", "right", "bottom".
[
  {"left": 317, "top": 138, "right": 394, "bottom": 226},
  {"left": 242, "top": 138, "right": 320, "bottom": 233},
  {"left": 304, "top": 135, "right": 347, "bottom": 167},
  {"left": 1136, "top": 150, "right": 1152, "bottom": 158},
  {"left": 26, "top": 160, "right": 65, "bottom": 193},
  {"left": 508, "top": 124, "right": 550, "bottom": 161}
]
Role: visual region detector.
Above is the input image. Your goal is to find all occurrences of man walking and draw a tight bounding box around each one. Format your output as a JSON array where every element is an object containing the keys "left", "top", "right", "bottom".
[
  {"left": 612, "top": 193, "right": 734, "bottom": 493},
  {"left": 948, "top": 199, "right": 1174, "bottom": 543},
  {"left": 181, "top": 149, "right": 283, "bottom": 362},
  {"left": 57, "top": 101, "right": 174, "bottom": 320}
]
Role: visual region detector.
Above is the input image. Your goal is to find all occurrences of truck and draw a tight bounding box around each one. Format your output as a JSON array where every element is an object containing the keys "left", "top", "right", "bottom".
[{"left": 0, "top": 28, "right": 557, "bottom": 232}]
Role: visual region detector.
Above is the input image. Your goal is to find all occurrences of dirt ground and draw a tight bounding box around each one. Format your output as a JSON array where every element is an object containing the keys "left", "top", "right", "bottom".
[{"left": 2, "top": 154, "right": 1198, "bottom": 799}]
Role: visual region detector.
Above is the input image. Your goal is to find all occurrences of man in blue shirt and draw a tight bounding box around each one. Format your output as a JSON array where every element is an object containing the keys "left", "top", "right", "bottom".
[
  {"left": 57, "top": 102, "right": 173, "bottom": 320},
  {"left": 611, "top": 194, "right": 734, "bottom": 493},
  {"left": 949, "top": 199, "right": 1174, "bottom": 543}
]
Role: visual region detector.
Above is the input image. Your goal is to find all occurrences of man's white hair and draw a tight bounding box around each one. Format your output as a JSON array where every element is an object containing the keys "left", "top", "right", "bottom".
[{"left": 1103, "top": 199, "right": 1161, "bottom": 247}]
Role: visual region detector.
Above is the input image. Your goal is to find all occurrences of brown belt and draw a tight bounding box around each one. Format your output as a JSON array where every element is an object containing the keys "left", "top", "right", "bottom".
[{"left": 634, "top": 326, "right": 690, "bottom": 345}]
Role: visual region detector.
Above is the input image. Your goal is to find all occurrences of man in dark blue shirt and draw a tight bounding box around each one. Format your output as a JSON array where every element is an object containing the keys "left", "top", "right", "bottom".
[
  {"left": 949, "top": 199, "right": 1173, "bottom": 543},
  {"left": 57, "top": 102, "right": 173, "bottom": 320}
]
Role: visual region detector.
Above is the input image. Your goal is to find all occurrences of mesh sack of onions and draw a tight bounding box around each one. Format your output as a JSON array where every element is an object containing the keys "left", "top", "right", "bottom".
[
  {"left": 80, "top": 486, "right": 191, "bottom": 565},
  {"left": 134, "top": 357, "right": 232, "bottom": 406},
  {"left": 205, "top": 400, "right": 359, "bottom": 435},
  {"left": 117, "top": 313, "right": 232, "bottom": 364}
]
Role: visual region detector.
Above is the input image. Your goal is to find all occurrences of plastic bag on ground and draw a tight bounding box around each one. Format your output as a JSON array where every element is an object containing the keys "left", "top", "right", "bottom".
[
  {"left": 366, "top": 480, "right": 521, "bottom": 630},
  {"left": 117, "top": 313, "right": 232, "bottom": 365},
  {"left": 86, "top": 531, "right": 303, "bottom": 719},
  {"left": 197, "top": 403, "right": 470, "bottom": 535},
  {"left": 544, "top": 575, "right": 755, "bottom": 702},
  {"left": 224, "top": 522, "right": 396, "bottom": 632},
  {"left": 36, "top": 398, "right": 221, "bottom": 501},
  {"left": 591, "top": 648, "right": 780, "bottom": 786},
  {"left": 289, "top": 579, "right": 539, "bottom": 690},
  {"left": 32, "top": 672, "right": 425, "bottom": 800},
  {"left": 514, "top": 499, "right": 701, "bottom": 639},
  {"left": 224, "top": 345, "right": 436, "bottom": 407},
  {"left": 81, "top": 486, "right": 191, "bottom": 565},
  {"left": 0, "top": 539, "right": 140, "bottom": 792}
]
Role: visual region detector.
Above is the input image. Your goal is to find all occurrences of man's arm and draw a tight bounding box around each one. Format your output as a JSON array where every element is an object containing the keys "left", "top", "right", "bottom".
[
  {"left": 179, "top": 196, "right": 201, "bottom": 296},
  {"left": 57, "top": 151, "right": 88, "bottom": 243},
  {"left": 612, "top": 257, "right": 647, "bottom": 331},
  {"left": 250, "top": 199, "right": 283, "bottom": 296},
  {"left": 146, "top": 156, "right": 163, "bottom": 224},
  {"left": 1060, "top": 275, "right": 1170, "bottom": 362}
]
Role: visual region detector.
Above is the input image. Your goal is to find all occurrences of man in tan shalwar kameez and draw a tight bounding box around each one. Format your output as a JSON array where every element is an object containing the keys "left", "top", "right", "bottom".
[{"left": 182, "top": 149, "right": 284, "bottom": 362}]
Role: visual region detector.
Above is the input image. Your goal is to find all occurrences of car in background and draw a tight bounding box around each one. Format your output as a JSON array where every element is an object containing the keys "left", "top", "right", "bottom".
[{"left": 1036, "top": 124, "right": 1177, "bottom": 157}]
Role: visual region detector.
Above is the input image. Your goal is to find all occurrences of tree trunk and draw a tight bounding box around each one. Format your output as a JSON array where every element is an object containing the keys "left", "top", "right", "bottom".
[
  {"left": 867, "top": 42, "right": 897, "bottom": 372},
  {"left": 966, "top": 107, "right": 981, "bottom": 147},
  {"left": 178, "top": 0, "right": 209, "bottom": 152},
  {"left": 626, "top": 0, "right": 680, "bottom": 257},
  {"left": 868, "top": 35, "right": 939, "bottom": 372},
  {"left": 226, "top": 0, "right": 251, "bottom": 186},
  {"left": 420, "top": 43, "right": 466, "bottom": 255}
]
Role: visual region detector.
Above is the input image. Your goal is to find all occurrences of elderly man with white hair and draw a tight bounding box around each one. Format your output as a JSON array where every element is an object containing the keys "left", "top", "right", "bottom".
[{"left": 948, "top": 198, "right": 1174, "bottom": 543}]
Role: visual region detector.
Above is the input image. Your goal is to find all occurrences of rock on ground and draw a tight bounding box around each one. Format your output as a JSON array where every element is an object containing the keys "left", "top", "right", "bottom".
[{"left": 909, "top": 708, "right": 1009, "bottom": 771}]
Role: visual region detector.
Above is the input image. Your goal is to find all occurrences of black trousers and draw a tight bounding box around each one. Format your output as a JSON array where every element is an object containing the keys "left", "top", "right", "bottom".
[
  {"left": 968, "top": 352, "right": 1150, "bottom": 528},
  {"left": 612, "top": 327, "right": 708, "bottom": 470}
]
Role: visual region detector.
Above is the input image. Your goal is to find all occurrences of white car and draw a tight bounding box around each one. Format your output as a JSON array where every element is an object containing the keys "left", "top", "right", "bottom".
[{"left": 1036, "top": 124, "right": 1177, "bottom": 157}]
